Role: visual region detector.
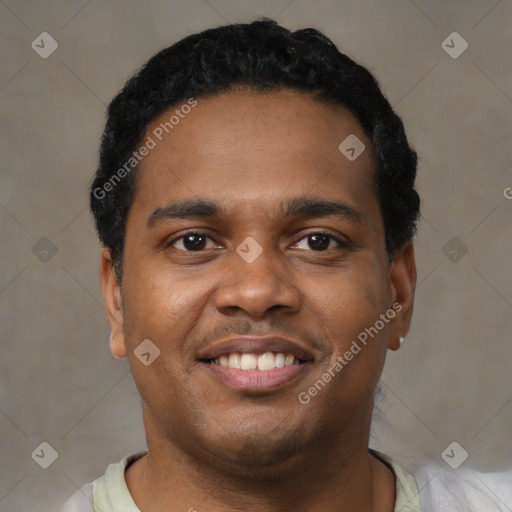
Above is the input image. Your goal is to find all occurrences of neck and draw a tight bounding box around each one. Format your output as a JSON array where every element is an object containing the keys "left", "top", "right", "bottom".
[{"left": 125, "top": 413, "right": 395, "bottom": 512}]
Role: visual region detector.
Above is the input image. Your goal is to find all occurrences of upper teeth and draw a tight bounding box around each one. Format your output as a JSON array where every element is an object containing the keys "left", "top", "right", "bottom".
[{"left": 212, "top": 352, "right": 299, "bottom": 370}]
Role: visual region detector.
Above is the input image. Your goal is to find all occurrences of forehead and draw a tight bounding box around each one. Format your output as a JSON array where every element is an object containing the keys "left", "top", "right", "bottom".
[{"left": 130, "top": 90, "right": 378, "bottom": 223}]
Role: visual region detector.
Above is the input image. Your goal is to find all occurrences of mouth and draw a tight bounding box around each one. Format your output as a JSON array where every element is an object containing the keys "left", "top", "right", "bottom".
[
  {"left": 197, "top": 336, "right": 315, "bottom": 393},
  {"left": 205, "top": 351, "right": 304, "bottom": 370}
]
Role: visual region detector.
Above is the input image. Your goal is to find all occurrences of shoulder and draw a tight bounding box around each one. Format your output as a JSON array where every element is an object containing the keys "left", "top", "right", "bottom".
[
  {"left": 59, "top": 483, "right": 94, "bottom": 512},
  {"left": 59, "top": 450, "right": 148, "bottom": 512},
  {"left": 369, "top": 449, "right": 421, "bottom": 511},
  {"left": 414, "top": 462, "right": 512, "bottom": 511}
]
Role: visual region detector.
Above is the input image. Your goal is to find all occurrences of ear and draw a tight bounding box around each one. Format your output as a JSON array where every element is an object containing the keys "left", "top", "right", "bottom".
[
  {"left": 99, "top": 247, "right": 127, "bottom": 358},
  {"left": 387, "top": 241, "right": 417, "bottom": 351}
]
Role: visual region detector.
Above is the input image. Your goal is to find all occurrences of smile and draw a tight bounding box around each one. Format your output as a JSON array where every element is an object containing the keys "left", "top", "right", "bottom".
[
  {"left": 200, "top": 352, "right": 311, "bottom": 393},
  {"left": 207, "top": 351, "right": 303, "bottom": 370}
]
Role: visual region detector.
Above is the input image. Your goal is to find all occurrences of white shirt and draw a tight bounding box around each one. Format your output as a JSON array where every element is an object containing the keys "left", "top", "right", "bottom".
[
  {"left": 60, "top": 450, "right": 511, "bottom": 511},
  {"left": 415, "top": 461, "right": 512, "bottom": 511}
]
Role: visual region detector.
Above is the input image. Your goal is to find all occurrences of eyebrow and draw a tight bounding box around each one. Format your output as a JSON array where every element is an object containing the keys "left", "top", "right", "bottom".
[{"left": 146, "top": 196, "right": 363, "bottom": 228}]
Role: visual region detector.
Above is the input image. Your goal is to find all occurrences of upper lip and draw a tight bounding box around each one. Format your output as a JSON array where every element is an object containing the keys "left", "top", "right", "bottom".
[{"left": 197, "top": 335, "right": 315, "bottom": 362}]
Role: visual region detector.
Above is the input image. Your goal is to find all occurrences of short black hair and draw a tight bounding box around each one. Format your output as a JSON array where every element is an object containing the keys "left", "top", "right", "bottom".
[{"left": 90, "top": 18, "right": 420, "bottom": 282}]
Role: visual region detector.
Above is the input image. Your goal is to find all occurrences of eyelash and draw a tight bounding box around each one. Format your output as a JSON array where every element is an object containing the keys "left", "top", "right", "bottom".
[{"left": 165, "top": 229, "right": 348, "bottom": 252}]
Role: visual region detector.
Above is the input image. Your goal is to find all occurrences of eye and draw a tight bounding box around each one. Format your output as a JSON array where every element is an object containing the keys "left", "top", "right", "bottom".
[
  {"left": 167, "top": 232, "right": 220, "bottom": 251},
  {"left": 166, "top": 230, "right": 347, "bottom": 253},
  {"left": 292, "top": 231, "right": 347, "bottom": 251}
]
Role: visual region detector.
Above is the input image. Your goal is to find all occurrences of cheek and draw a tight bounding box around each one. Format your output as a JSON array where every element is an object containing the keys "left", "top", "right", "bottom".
[
  {"left": 120, "top": 272, "right": 196, "bottom": 412},
  {"left": 121, "top": 266, "right": 219, "bottom": 366},
  {"left": 308, "top": 258, "right": 390, "bottom": 339},
  {"left": 123, "top": 265, "right": 188, "bottom": 324},
  {"left": 303, "top": 258, "right": 391, "bottom": 396}
]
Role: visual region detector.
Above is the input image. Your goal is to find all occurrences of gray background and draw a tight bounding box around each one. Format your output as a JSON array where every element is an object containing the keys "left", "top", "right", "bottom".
[{"left": 1, "top": 0, "right": 511, "bottom": 510}]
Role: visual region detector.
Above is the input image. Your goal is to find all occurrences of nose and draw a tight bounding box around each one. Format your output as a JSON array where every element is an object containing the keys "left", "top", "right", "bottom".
[{"left": 214, "top": 238, "right": 301, "bottom": 318}]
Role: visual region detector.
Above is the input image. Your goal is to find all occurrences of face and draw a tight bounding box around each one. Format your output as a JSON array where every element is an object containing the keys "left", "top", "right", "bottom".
[{"left": 100, "top": 90, "right": 416, "bottom": 471}]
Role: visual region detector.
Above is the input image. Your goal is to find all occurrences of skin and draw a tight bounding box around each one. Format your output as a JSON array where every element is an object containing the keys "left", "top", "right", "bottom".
[{"left": 100, "top": 89, "right": 417, "bottom": 512}]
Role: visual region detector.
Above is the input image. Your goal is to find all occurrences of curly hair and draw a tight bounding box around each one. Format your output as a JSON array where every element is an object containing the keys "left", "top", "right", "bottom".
[{"left": 90, "top": 18, "right": 420, "bottom": 281}]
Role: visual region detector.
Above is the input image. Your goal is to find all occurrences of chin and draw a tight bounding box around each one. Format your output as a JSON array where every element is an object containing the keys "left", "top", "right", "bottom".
[{"left": 205, "top": 427, "right": 307, "bottom": 471}]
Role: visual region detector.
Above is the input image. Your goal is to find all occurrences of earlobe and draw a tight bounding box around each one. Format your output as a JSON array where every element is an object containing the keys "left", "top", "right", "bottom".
[
  {"left": 109, "top": 331, "right": 126, "bottom": 360},
  {"left": 388, "top": 334, "right": 405, "bottom": 352},
  {"left": 387, "top": 241, "right": 417, "bottom": 351},
  {"left": 99, "top": 247, "right": 127, "bottom": 359}
]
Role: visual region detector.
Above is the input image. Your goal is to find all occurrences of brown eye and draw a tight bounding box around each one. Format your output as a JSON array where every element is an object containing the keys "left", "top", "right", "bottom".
[
  {"left": 293, "top": 231, "right": 347, "bottom": 251},
  {"left": 168, "top": 232, "right": 216, "bottom": 251},
  {"left": 307, "top": 233, "right": 331, "bottom": 251}
]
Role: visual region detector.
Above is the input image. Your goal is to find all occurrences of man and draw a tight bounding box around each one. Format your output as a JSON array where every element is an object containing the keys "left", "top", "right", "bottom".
[{"left": 62, "top": 18, "right": 508, "bottom": 512}]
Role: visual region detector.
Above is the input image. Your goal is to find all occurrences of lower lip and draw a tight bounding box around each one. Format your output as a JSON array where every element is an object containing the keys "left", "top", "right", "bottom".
[{"left": 200, "top": 361, "right": 311, "bottom": 393}]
